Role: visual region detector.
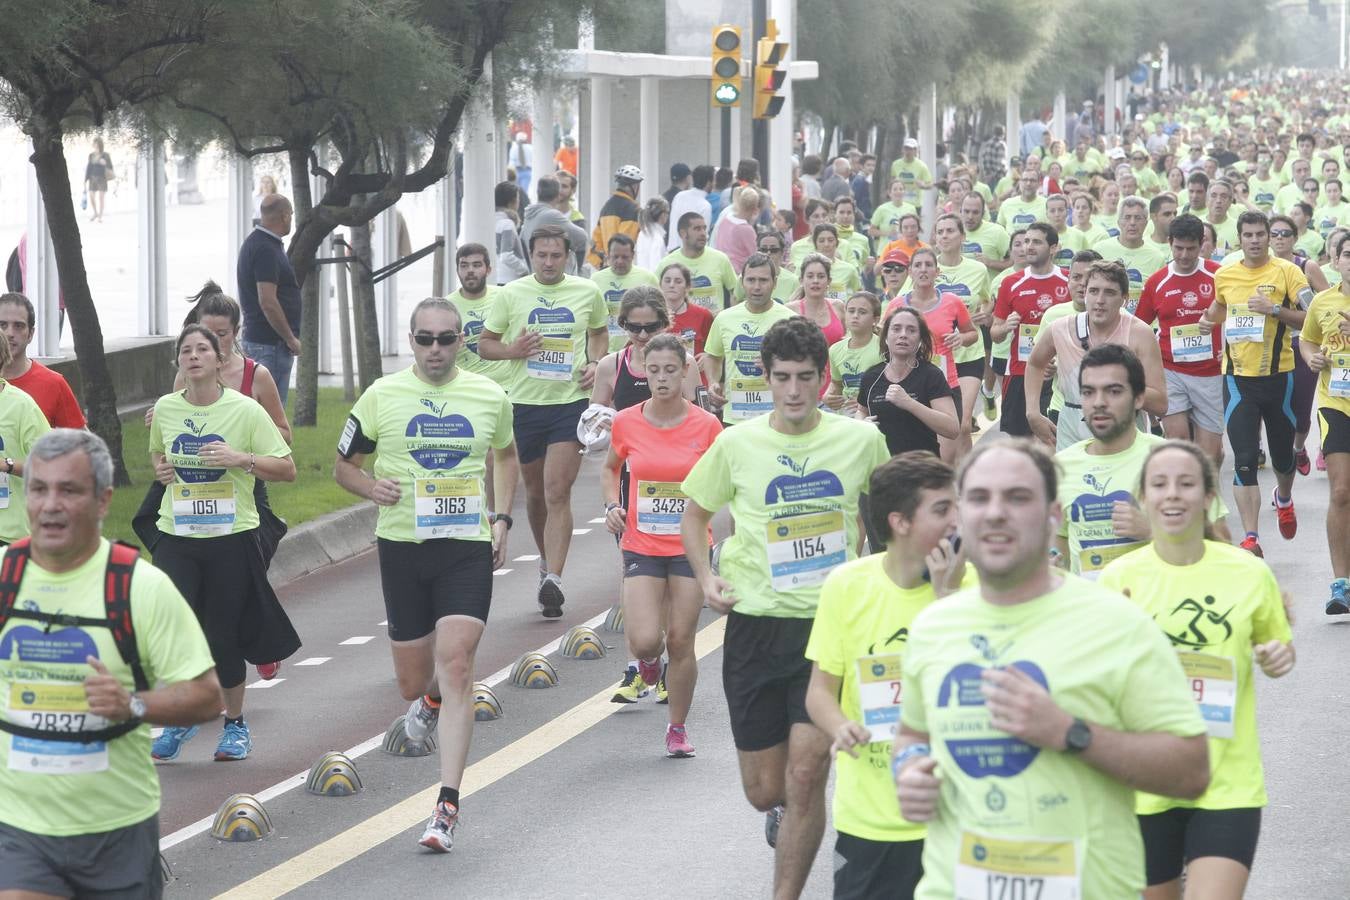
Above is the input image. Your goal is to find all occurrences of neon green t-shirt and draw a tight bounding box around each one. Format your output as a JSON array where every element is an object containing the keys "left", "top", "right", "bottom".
[
  {"left": 1056, "top": 432, "right": 1226, "bottom": 579},
  {"left": 1274, "top": 182, "right": 1305, "bottom": 215},
  {"left": 1090, "top": 213, "right": 1121, "bottom": 240},
  {"left": 590, "top": 265, "right": 659, "bottom": 351},
  {"left": 962, "top": 221, "right": 1010, "bottom": 269},
  {"left": 149, "top": 388, "right": 292, "bottom": 537},
  {"left": 0, "top": 384, "right": 50, "bottom": 542},
  {"left": 997, "top": 196, "right": 1048, "bottom": 230},
  {"left": 889, "top": 158, "right": 932, "bottom": 204},
  {"left": 0, "top": 541, "right": 214, "bottom": 836},
  {"left": 482, "top": 273, "right": 609, "bottom": 406},
  {"left": 805, "top": 553, "right": 971, "bottom": 842},
  {"left": 772, "top": 267, "right": 801, "bottom": 305},
  {"left": 705, "top": 302, "right": 797, "bottom": 423},
  {"left": 837, "top": 227, "right": 873, "bottom": 269},
  {"left": 1248, "top": 175, "right": 1281, "bottom": 213},
  {"left": 871, "top": 201, "right": 919, "bottom": 240},
  {"left": 1131, "top": 165, "right": 1163, "bottom": 196},
  {"left": 1297, "top": 229, "right": 1326, "bottom": 261},
  {"left": 828, "top": 334, "right": 884, "bottom": 400},
  {"left": 902, "top": 257, "right": 991, "bottom": 366},
  {"left": 1052, "top": 227, "right": 1089, "bottom": 267},
  {"left": 1315, "top": 201, "right": 1350, "bottom": 239},
  {"left": 827, "top": 258, "right": 863, "bottom": 300},
  {"left": 1090, "top": 238, "right": 1170, "bottom": 312},
  {"left": 901, "top": 576, "right": 1206, "bottom": 900},
  {"left": 657, "top": 247, "right": 739, "bottom": 314},
  {"left": 448, "top": 287, "right": 512, "bottom": 385},
  {"left": 1207, "top": 215, "right": 1240, "bottom": 255},
  {"left": 681, "top": 412, "right": 889, "bottom": 616},
  {"left": 1100, "top": 542, "right": 1291, "bottom": 813},
  {"left": 1061, "top": 152, "right": 1103, "bottom": 182},
  {"left": 339, "top": 366, "right": 514, "bottom": 543}
]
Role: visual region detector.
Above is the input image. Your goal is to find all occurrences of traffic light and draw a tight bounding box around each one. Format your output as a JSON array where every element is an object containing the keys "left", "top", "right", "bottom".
[
  {"left": 710, "top": 25, "right": 742, "bottom": 108},
  {"left": 753, "top": 22, "right": 788, "bottom": 120}
]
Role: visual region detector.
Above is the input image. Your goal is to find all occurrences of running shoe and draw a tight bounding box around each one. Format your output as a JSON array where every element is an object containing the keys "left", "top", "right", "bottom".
[
  {"left": 611, "top": 666, "right": 650, "bottom": 703},
  {"left": 1295, "top": 448, "right": 1311, "bottom": 476},
  {"left": 765, "top": 805, "right": 785, "bottom": 848},
  {"left": 404, "top": 695, "right": 440, "bottom": 742},
  {"left": 1239, "top": 534, "right": 1264, "bottom": 558},
  {"left": 638, "top": 658, "right": 662, "bottom": 688},
  {"left": 1328, "top": 580, "right": 1350, "bottom": 616},
  {"left": 665, "top": 724, "right": 695, "bottom": 758},
  {"left": 538, "top": 575, "right": 565, "bottom": 618},
  {"left": 1257, "top": 447, "right": 1267, "bottom": 469},
  {"left": 256, "top": 661, "right": 281, "bottom": 681},
  {"left": 655, "top": 664, "right": 669, "bottom": 705},
  {"left": 418, "top": 801, "right": 459, "bottom": 853},
  {"left": 1271, "top": 488, "right": 1298, "bottom": 540},
  {"left": 214, "top": 719, "right": 252, "bottom": 761},
  {"left": 1317, "top": 451, "right": 1328, "bottom": 472},
  {"left": 981, "top": 388, "right": 997, "bottom": 422},
  {"left": 151, "top": 725, "right": 199, "bottom": 761}
]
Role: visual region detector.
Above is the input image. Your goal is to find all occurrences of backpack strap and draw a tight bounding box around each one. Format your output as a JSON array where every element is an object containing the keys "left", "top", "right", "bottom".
[
  {"left": 1075, "top": 312, "right": 1091, "bottom": 352},
  {"left": 105, "top": 541, "right": 148, "bottom": 693},
  {"left": 0, "top": 537, "right": 32, "bottom": 636}
]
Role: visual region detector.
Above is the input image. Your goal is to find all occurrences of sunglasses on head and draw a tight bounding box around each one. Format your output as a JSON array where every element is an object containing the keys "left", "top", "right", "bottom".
[
  {"left": 623, "top": 322, "right": 664, "bottom": 334},
  {"left": 1270, "top": 228, "right": 1295, "bottom": 237},
  {"left": 413, "top": 332, "right": 459, "bottom": 346}
]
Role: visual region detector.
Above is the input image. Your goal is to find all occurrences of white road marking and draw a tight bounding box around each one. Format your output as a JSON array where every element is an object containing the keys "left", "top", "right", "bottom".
[
  {"left": 294, "top": 657, "right": 331, "bottom": 667},
  {"left": 492, "top": 568, "right": 514, "bottom": 576},
  {"left": 588, "top": 517, "right": 607, "bottom": 524},
  {"left": 339, "top": 636, "right": 374, "bottom": 646},
  {"left": 245, "top": 678, "right": 286, "bottom": 690},
  {"left": 514, "top": 554, "right": 541, "bottom": 562},
  {"left": 572, "top": 528, "right": 591, "bottom": 535}
]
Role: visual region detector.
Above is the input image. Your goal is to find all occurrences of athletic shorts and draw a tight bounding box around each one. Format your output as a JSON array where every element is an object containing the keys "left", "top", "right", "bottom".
[
  {"left": 722, "top": 611, "right": 814, "bottom": 752},
  {"left": 1165, "top": 369, "right": 1224, "bottom": 434},
  {"left": 991, "top": 356, "right": 1009, "bottom": 376},
  {"left": 1224, "top": 373, "right": 1296, "bottom": 484},
  {"left": 621, "top": 549, "right": 695, "bottom": 580},
  {"left": 377, "top": 537, "right": 493, "bottom": 639},
  {"left": 0, "top": 816, "right": 162, "bottom": 899},
  {"left": 834, "top": 833, "right": 924, "bottom": 900},
  {"left": 1138, "top": 806, "right": 1262, "bottom": 885},
  {"left": 955, "top": 359, "right": 985, "bottom": 381},
  {"left": 1321, "top": 406, "right": 1350, "bottom": 455},
  {"left": 949, "top": 385, "right": 964, "bottom": 421},
  {"left": 512, "top": 398, "right": 587, "bottom": 465},
  {"left": 999, "top": 374, "right": 1051, "bottom": 437}
]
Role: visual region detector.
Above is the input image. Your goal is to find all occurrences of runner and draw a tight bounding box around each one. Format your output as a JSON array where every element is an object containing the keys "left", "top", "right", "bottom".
[
  {"left": 1029, "top": 248, "right": 1101, "bottom": 441},
  {"left": 1091, "top": 196, "right": 1169, "bottom": 314},
  {"left": 1054, "top": 344, "right": 1229, "bottom": 579},
  {"left": 823, "top": 291, "right": 883, "bottom": 417},
  {"left": 0, "top": 293, "right": 85, "bottom": 428},
  {"left": 603, "top": 333, "right": 722, "bottom": 755},
  {"left": 930, "top": 213, "right": 994, "bottom": 448},
  {"left": 681, "top": 317, "right": 889, "bottom": 899},
  {"left": 1298, "top": 231, "right": 1350, "bottom": 614},
  {"left": 1068, "top": 192, "right": 1109, "bottom": 248},
  {"left": 1136, "top": 214, "right": 1226, "bottom": 464},
  {"left": 958, "top": 193, "right": 1011, "bottom": 275},
  {"left": 871, "top": 181, "right": 919, "bottom": 243},
  {"left": 789, "top": 253, "right": 847, "bottom": 395},
  {"left": 0, "top": 429, "right": 220, "bottom": 899},
  {"left": 657, "top": 213, "right": 739, "bottom": 314},
  {"left": 996, "top": 170, "right": 1048, "bottom": 230},
  {"left": 479, "top": 224, "right": 609, "bottom": 615},
  {"left": 1100, "top": 440, "right": 1294, "bottom": 900},
  {"left": 893, "top": 439, "right": 1211, "bottom": 899},
  {"left": 334, "top": 297, "right": 518, "bottom": 852},
  {"left": 876, "top": 248, "right": 910, "bottom": 308},
  {"left": 702, "top": 253, "right": 796, "bottom": 424},
  {"left": 592, "top": 234, "right": 659, "bottom": 352},
  {"left": 147, "top": 324, "right": 299, "bottom": 762},
  {"left": 0, "top": 331, "right": 51, "bottom": 544},
  {"left": 804, "top": 452, "right": 970, "bottom": 900},
  {"left": 859, "top": 306, "right": 960, "bottom": 458},
  {"left": 1198, "top": 211, "right": 1311, "bottom": 558},
  {"left": 809, "top": 224, "right": 864, "bottom": 300},
  {"left": 446, "top": 244, "right": 511, "bottom": 387},
  {"left": 980, "top": 228, "right": 1030, "bottom": 422},
  {"left": 1046, "top": 194, "right": 1088, "bottom": 266},
  {"left": 1024, "top": 260, "right": 1166, "bottom": 450},
  {"left": 754, "top": 231, "right": 801, "bottom": 304},
  {"left": 657, "top": 261, "right": 715, "bottom": 363}
]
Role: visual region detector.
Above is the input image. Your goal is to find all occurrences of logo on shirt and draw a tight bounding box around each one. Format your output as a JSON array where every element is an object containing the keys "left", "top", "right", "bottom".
[
  {"left": 935, "top": 660, "right": 1048, "bottom": 778},
  {"left": 405, "top": 399, "right": 474, "bottom": 469},
  {"left": 170, "top": 417, "right": 226, "bottom": 483},
  {"left": 1181, "top": 291, "right": 1199, "bottom": 308},
  {"left": 1159, "top": 595, "right": 1235, "bottom": 649},
  {"left": 764, "top": 455, "right": 845, "bottom": 504},
  {"left": 866, "top": 626, "right": 909, "bottom": 656},
  {"left": 1198, "top": 282, "right": 1213, "bottom": 297},
  {"left": 1036, "top": 293, "right": 1053, "bottom": 310}
]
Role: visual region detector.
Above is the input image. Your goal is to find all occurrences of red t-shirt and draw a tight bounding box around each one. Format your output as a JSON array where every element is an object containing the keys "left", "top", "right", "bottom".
[
  {"left": 993, "top": 267, "right": 1072, "bottom": 375},
  {"left": 885, "top": 292, "right": 973, "bottom": 388},
  {"left": 11, "top": 360, "right": 84, "bottom": 428},
  {"left": 1135, "top": 260, "right": 1221, "bottom": 377},
  {"left": 671, "top": 304, "right": 714, "bottom": 381},
  {"left": 610, "top": 401, "right": 723, "bottom": 557}
]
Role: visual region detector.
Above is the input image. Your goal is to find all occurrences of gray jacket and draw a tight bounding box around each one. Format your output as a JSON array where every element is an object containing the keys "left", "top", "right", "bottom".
[{"left": 519, "top": 203, "right": 589, "bottom": 274}]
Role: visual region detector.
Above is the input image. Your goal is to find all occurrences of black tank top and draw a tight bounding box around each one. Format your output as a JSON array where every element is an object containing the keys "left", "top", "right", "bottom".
[{"left": 612, "top": 346, "right": 651, "bottom": 411}]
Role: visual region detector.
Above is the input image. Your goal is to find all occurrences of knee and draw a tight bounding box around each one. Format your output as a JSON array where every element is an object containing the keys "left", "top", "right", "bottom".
[
  {"left": 434, "top": 650, "right": 474, "bottom": 695},
  {"left": 784, "top": 751, "right": 830, "bottom": 797},
  {"left": 544, "top": 481, "right": 573, "bottom": 508},
  {"left": 665, "top": 627, "right": 695, "bottom": 661},
  {"left": 628, "top": 632, "right": 664, "bottom": 660},
  {"left": 742, "top": 777, "right": 783, "bottom": 812},
  {"left": 396, "top": 674, "right": 427, "bottom": 702},
  {"left": 1330, "top": 483, "right": 1350, "bottom": 512}
]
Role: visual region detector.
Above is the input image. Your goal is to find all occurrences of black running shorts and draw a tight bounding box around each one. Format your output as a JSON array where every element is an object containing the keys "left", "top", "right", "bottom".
[
  {"left": 1138, "top": 806, "right": 1262, "bottom": 885},
  {"left": 722, "top": 611, "right": 814, "bottom": 752},
  {"left": 377, "top": 537, "right": 493, "bottom": 640}
]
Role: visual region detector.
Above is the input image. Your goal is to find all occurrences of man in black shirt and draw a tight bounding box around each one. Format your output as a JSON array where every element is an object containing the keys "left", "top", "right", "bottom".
[{"left": 236, "top": 194, "right": 301, "bottom": 407}]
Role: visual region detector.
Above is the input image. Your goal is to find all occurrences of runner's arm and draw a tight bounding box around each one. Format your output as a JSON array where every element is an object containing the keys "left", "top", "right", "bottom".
[
  {"left": 251, "top": 365, "right": 294, "bottom": 445},
  {"left": 1135, "top": 334, "right": 1169, "bottom": 417},
  {"left": 334, "top": 450, "right": 401, "bottom": 506},
  {"left": 805, "top": 665, "right": 869, "bottom": 759},
  {"left": 589, "top": 353, "right": 618, "bottom": 407},
  {"left": 477, "top": 328, "right": 540, "bottom": 360},
  {"left": 911, "top": 393, "right": 961, "bottom": 440},
  {"left": 1023, "top": 339, "right": 1056, "bottom": 446},
  {"left": 700, "top": 354, "right": 725, "bottom": 404},
  {"left": 85, "top": 660, "right": 221, "bottom": 728}
]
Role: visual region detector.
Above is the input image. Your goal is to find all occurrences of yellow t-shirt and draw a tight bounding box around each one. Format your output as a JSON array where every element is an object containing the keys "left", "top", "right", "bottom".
[
  {"left": 1301, "top": 286, "right": 1350, "bottom": 415},
  {"left": 0, "top": 383, "right": 51, "bottom": 542},
  {"left": 1214, "top": 257, "right": 1311, "bottom": 376}
]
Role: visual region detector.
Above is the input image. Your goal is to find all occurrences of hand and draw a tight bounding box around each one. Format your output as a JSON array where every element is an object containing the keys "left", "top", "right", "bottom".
[
  {"left": 511, "top": 331, "right": 543, "bottom": 359},
  {"left": 1196, "top": 315, "right": 1218, "bottom": 332},
  {"left": 84, "top": 656, "right": 132, "bottom": 721},
  {"left": 884, "top": 384, "right": 915, "bottom": 409},
  {"left": 144, "top": 407, "right": 155, "bottom": 428},
  {"left": 491, "top": 519, "right": 509, "bottom": 569},
  {"left": 895, "top": 754, "right": 941, "bottom": 822},
  {"left": 822, "top": 392, "right": 845, "bottom": 411},
  {"left": 1110, "top": 500, "right": 1151, "bottom": 540},
  {"left": 286, "top": 335, "right": 302, "bottom": 356},
  {"left": 198, "top": 441, "right": 243, "bottom": 469},
  {"left": 368, "top": 477, "right": 402, "bottom": 507},
  {"left": 1248, "top": 292, "right": 1277, "bottom": 316},
  {"left": 1254, "top": 639, "right": 1295, "bottom": 678},
  {"left": 970, "top": 307, "right": 992, "bottom": 328},
  {"left": 925, "top": 534, "right": 966, "bottom": 598},
  {"left": 1005, "top": 310, "right": 1022, "bottom": 329},
  {"left": 942, "top": 331, "right": 962, "bottom": 351},
  {"left": 980, "top": 665, "right": 1073, "bottom": 750},
  {"left": 605, "top": 505, "right": 626, "bottom": 536},
  {"left": 842, "top": 397, "right": 861, "bottom": 419},
  {"left": 701, "top": 575, "right": 738, "bottom": 614},
  {"left": 153, "top": 458, "right": 176, "bottom": 486},
  {"left": 1338, "top": 309, "right": 1350, "bottom": 338},
  {"left": 1307, "top": 350, "right": 1329, "bottom": 372},
  {"left": 578, "top": 361, "right": 599, "bottom": 391},
  {"left": 1043, "top": 357, "right": 1058, "bottom": 381},
  {"left": 1028, "top": 412, "right": 1056, "bottom": 449},
  {"left": 832, "top": 720, "right": 872, "bottom": 759},
  {"left": 705, "top": 383, "right": 727, "bottom": 409}
]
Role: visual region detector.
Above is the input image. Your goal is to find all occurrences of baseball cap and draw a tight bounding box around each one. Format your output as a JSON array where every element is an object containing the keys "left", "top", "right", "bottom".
[
  {"left": 670, "top": 162, "right": 692, "bottom": 181},
  {"left": 881, "top": 248, "right": 911, "bottom": 268},
  {"left": 903, "top": 138, "right": 919, "bottom": 149},
  {"left": 1107, "top": 147, "right": 1127, "bottom": 160}
]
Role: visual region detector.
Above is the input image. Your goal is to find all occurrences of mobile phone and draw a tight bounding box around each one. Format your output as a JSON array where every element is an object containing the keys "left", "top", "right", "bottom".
[{"left": 921, "top": 533, "right": 962, "bottom": 583}]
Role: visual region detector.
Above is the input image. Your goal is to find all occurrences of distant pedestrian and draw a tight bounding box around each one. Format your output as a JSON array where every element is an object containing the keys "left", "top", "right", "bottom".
[
  {"left": 84, "top": 138, "right": 115, "bottom": 223},
  {"left": 236, "top": 194, "right": 301, "bottom": 408}
]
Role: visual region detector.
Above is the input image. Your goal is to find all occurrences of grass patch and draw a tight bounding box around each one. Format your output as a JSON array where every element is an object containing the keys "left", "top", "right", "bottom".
[{"left": 106, "top": 388, "right": 361, "bottom": 550}]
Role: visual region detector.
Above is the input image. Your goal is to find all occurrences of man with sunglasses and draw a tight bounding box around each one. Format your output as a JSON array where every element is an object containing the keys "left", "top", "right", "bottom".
[
  {"left": 703, "top": 252, "right": 795, "bottom": 424},
  {"left": 335, "top": 297, "right": 519, "bottom": 854},
  {"left": 750, "top": 231, "right": 799, "bottom": 304}
]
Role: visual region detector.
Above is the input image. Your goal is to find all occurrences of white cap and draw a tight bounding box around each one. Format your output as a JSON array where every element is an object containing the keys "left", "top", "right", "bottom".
[
  {"left": 516, "top": 132, "right": 528, "bottom": 142},
  {"left": 1107, "top": 147, "right": 1127, "bottom": 160},
  {"left": 903, "top": 137, "right": 919, "bottom": 149}
]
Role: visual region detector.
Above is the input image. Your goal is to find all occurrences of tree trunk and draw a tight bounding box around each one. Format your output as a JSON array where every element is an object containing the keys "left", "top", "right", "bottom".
[
  {"left": 29, "top": 124, "right": 130, "bottom": 485},
  {"left": 347, "top": 219, "right": 382, "bottom": 392},
  {"left": 288, "top": 147, "right": 320, "bottom": 427}
]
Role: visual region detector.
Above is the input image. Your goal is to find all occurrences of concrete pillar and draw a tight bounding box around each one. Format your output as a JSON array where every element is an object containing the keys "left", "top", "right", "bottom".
[
  {"left": 1159, "top": 43, "right": 1171, "bottom": 90},
  {"left": 225, "top": 155, "right": 252, "bottom": 297},
  {"left": 1005, "top": 91, "right": 1020, "bottom": 158},
  {"left": 918, "top": 82, "right": 938, "bottom": 230},
  {"left": 461, "top": 54, "right": 497, "bottom": 266},
  {"left": 532, "top": 81, "right": 557, "bottom": 200},
  {"left": 310, "top": 150, "right": 333, "bottom": 373},
  {"left": 639, "top": 77, "right": 660, "bottom": 204},
  {"left": 588, "top": 76, "right": 613, "bottom": 225},
  {"left": 436, "top": 170, "right": 459, "bottom": 295},
  {"left": 768, "top": 0, "right": 796, "bottom": 215},
  {"left": 24, "top": 168, "right": 60, "bottom": 358},
  {"left": 729, "top": 104, "right": 743, "bottom": 171},
  {"left": 1104, "top": 65, "right": 1117, "bottom": 137},
  {"left": 1052, "top": 91, "right": 1066, "bottom": 142},
  {"left": 374, "top": 206, "right": 400, "bottom": 356},
  {"left": 137, "top": 139, "right": 168, "bottom": 337}
]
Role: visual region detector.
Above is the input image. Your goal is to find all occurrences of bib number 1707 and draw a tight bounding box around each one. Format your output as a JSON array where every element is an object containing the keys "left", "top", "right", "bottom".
[{"left": 980, "top": 874, "right": 1045, "bottom": 900}]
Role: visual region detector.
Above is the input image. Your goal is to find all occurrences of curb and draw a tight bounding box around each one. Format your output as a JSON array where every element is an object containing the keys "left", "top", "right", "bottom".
[{"left": 270, "top": 502, "right": 378, "bottom": 586}]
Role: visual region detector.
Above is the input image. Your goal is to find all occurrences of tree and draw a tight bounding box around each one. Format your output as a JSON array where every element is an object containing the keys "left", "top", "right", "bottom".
[{"left": 0, "top": 1, "right": 217, "bottom": 484}]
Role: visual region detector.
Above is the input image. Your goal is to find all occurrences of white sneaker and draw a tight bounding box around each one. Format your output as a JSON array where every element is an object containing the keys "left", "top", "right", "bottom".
[
  {"left": 404, "top": 696, "right": 440, "bottom": 742},
  {"left": 418, "top": 802, "right": 458, "bottom": 853}
]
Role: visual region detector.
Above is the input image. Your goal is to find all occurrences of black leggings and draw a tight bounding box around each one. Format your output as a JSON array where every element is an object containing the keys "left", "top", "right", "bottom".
[
  {"left": 1291, "top": 337, "right": 1317, "bottom": 434},
  {"left": 1224, "top": 373, "right": 1296, "bottom": 486},
  {"left": 152, "top": 531, "right": 253, "bottom": 689}
]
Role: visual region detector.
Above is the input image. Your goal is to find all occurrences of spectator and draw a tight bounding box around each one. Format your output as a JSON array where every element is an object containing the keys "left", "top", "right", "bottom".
[
  {"left": 821, "top": 157, "right": 852, "bottom": 203},
  {"left": 236, "top": 193, "right": 300, "bottom": 407},
  {"left": 713, "top": 186, "right": 762, "bottom": 273},
  {"left": 554, "top": 135, "right": 578, "bottom": 176},
  {"left": 0, "top": 292, "right": 85, "bottom": 427},
  {"left": 799, "top": 154, "right": 824, "bottom": 199},
  {"left": 520, "top": 177, "right": 589, "bottom": 275},
  {"left": 663, "top": 163, "right": 692, "bottom": 207},
  {"left": 851, "top": 153, "right": 877, "bottom": 220},
  {"left": 588, "top": 165, "right": 644, "bottom": 268},
  {"left": 667, "top": 164, "right": 715, "bottom": 252},
  {"left": 978, "top": 125, "right": 1008, "bottom": 189},
  {"left": 635, "top": 197, "right": 669, "bottom": 272},
  {"left": 84, "top": 137, "right": 115, "bottom": 223},
  {"left": 507, "top": 131, "right": 534, "bottom": 193},
  {"left": 710, "top": 167, "right": 735, "bottom": 225},
  {"left": 493, "top": 181, "right": 528, "bottom": 284}
]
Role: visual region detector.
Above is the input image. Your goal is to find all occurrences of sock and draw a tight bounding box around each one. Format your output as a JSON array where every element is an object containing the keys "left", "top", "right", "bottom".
[
  {"left": 641, "top": 656, "right": 659, "bottom": 666},
  {"left": 438, "top": 786, "right": 460, "bottom": 809},
  {"left": 668, "top": 722, "right": 685, "bottom": 731},
  {"left": 224, "top": 715, "right": 244, "bottom": 727},
  {"left": 423, "top": 694, "right": 441, "bottom": 708},
  {"left": 628, "top": 659, "right": 639, "bottom": 669},
  {"left": 1246, "top": 531, "right": 1259, "bottom": 541},
  {"left": 980, "top": 385, "right": 995, "bottom": 399},
  {"left": 1274, "top": 492, "right": 1291, "bottom": 507}
]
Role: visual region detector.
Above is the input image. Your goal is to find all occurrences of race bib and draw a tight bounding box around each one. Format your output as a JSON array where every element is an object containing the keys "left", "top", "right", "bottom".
[
  {"left": 6, "top": 681, "right": 110, "bottom": 775},
  {"left": 1016, "top": 324, "right": 1038, "bottom": 359},
  {"left": 0, "top": 472, "right": 8, "bottom": 510},
  {"left": 1169, "top": 323, "right": 1213, "bottom": 363},
  {"left": 607, "top": 316, "right": 626, "bottom": 340},
  {"left": 727, "top": 376, "right": 773, "bottom": 422},
  {"left": 1077, "top": 540, "right": 1142, "bottom": 579},
  {"left": 1224, "top": 304, "right": 1263, "bottom": 344},
  {"left": 856, "top": 653, "right": 902, "bottom": 743},
  {"left": 932, "top": 353, "right": 949, "bottom": 382},
  {"left": 635, "top": 481, "right": 686, "bottom": 535},
  {"left": 1328, "top": 353, "right": 1350, "bottom": 399},
  {"left": 955, "top": 833, "right": 1081, "bottom": 900},
  {"left": 1179, "top": 651, "right": 1236, "bottom": 739},
  {"left": 765, "top": 510, "right": 846, "bottom": 591},
  {"left": 414, "top": 477, "right": 482, "bottom": 539},
  {"left": 172, "top": 481, "right": 236, "bottom": 536},
  {"left": 527, "top": 336, "right": 574, "bottom": 381}
]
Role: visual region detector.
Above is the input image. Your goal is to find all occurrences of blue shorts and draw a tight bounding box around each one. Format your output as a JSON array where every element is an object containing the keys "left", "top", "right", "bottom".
[{"left": 512, "top": 399, "right": 588, "bottom": 465}]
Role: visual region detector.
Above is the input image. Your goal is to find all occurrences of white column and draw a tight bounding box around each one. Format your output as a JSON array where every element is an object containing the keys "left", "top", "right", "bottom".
[
  {"left": 310, "top": 150, "right": 333, "bottom": 373},
  {"left": 461, "top": 56, "right": 497, "bottom": 266},
  {"left": 639, "top": 77, "right": 660, "bottom": 204},
  {"left": 769, "top": 0, "right": 795, "bottom": 209},
  {"left": 24, "top": 168, "right": 60, "bottom": 358},
  {"left": 1103, "top": 65, "right": 1117, "bottom": 137},
  {"left": 1159, "top": 43, "right": 1171, "bottom": 90},
  {"left": 1052, "top": 91, "right": 1066, "bottom": 142},
  {"left": 588, "top": 76, "right": 613, "bottom": 225},
  {"left": 137, "top": 139, "right": 168, "bottom": 337},
  {"left": 436, "top": 170, "right": 459, "bottom": 296},
  {"left": 1005, "top": 91, "right": 1020, "bottom": 157},
  {"left": 532, "top": 81, "right": 557, "bottom": 201},
  {"left": 224, "top": 155, "right": 252, "bottom": 297},
  {"left": 1341, "top": 0, "right": 1347, "bottom": 69},
  {"left": 374, "top": 206, "right": 400, "bottom": 356},
  {"left": 729, "top": 104, "right": 743, "bottom": 169},
  {"left": 918, "top": 82, "right": 938, "bottom": 230}
]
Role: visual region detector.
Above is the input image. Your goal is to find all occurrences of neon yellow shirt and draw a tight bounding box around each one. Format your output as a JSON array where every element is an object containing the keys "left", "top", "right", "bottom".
[
  {"left": 828, "top": 335, "right": 884, "bottom": 400},
  {"left": 1090, "top": 238, "right": 1170, "bottom": 311},
  {"left": 591, "top": 266, "right": 659, "bottom": 351},
  {"left": 448, "top": 287, "right": 512, "bottom": 384},
  {"left": 657, "top": 247, "right": 739, "bottom": 314},
  {"left": 0, "top": 383, "right": 50, "bottom": 542},
  {"left": 1301, "top": 286, "right": 1350, "bottom": 414},
  {"left": 1215, "top": 257, "right": 1310, "bottom": 376},
  {"left": 889, "top": 158, "right": 932, "bottom": 204},
  {"left": 997, "top": 196, "right": 1048, "bottom": 230},
  {"left": 871, "top": 201, "right": 919, "bottom": 240},
  {"left": 962, "top": 221, "right": 1010, "bottom": 271}
]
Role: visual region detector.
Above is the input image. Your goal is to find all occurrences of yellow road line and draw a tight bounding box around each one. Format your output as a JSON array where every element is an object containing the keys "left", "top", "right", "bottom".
[{"left": 215, "top": 615, "right": 727, "bottom": 899}]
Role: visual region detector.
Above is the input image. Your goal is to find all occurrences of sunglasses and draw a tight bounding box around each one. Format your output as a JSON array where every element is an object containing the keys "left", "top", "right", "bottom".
[
  {"left": 413, "top": 332, "right": 459, "bottom": 346},
  {"left": 881, "top": 264, "right": 907, "bottom": 273},
  {"left": 623, "top": 322, "right": 665, "bottom": 334},
  {"left": 1270, "top": 229, "right": 1295, "bottom": 238}
]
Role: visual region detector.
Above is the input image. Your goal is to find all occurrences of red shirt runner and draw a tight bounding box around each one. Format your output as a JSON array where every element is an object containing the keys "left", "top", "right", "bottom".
[
  {"left": 992, "top": 267, "right": 1072, "bottom": 376},
  {"left": 1135, "top": 260, "right": 1221, "bottom": 377}
]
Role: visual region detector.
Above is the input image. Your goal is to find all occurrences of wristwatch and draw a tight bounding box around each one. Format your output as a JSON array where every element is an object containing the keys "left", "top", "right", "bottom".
[
  {"left": 1064, "top": 717, "right": 1092, "bottom": 753},
  {"left": 490, "top": 512, "right": 513, "bottom": 530},
  {"left": 128, "top": 694, "right": 147, "bottom": 721},
  {"left": 3, "top": 458, "right": 13, "bottom": 474}
]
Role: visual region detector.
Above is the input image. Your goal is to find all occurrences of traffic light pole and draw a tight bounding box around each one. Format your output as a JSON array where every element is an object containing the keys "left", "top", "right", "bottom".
[
  {"left": 752, "top": 0, "right": 768, "bottom": 180},
  {"left": 722, "top": 107, "right": 732, "bottom": 168}
]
